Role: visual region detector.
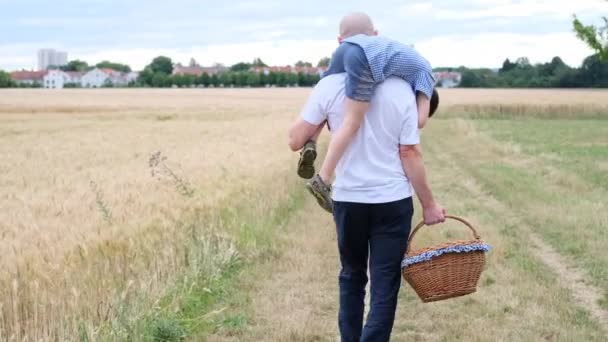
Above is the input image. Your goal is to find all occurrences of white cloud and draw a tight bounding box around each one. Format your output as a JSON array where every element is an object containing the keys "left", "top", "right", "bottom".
[
  {"left": 16, "top": 17, "right": 110, "bottom": 27},
  {"left": 435, "top": 0, "right": 607, "bottom": 20},
  {"left": 397, "top": 1, "right": 434, "bottom": 15},
  {"left": 416, "top": 32, "right": 595, "bottom": 67}
]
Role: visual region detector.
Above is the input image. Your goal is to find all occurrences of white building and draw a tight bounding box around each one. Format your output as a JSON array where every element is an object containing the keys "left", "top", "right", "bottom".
[
  {"left": 43, "top": 70, "right": 69, "bottom": 89},
  {"left": 126, "top": 72, "right": 139, "bottom": 84},
  {"left": 81, "top": 68, "right": 130, "bottom": 88},
  {"left": 38, "top": 49, "right": 68, "bottom": 71},
  {"left": 42, "top": 70, "right": 85, "bottom": 88},
  {"left": 65, "top": 71, "right": 85, "bottom": 85},
  {"left": 433, "top": 71, "right": 462, "bottom": 88}
]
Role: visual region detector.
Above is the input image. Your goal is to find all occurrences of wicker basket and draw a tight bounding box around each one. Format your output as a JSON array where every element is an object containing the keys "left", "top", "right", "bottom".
[{"left": 402, "top": 215, "right": 488, "bottom": 303}]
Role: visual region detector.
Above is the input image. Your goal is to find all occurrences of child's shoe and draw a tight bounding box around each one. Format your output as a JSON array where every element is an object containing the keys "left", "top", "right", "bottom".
[
  {"left": 306, "top": 174, "right": 333, "bottom": 213},
  {"left": 297, "top": 140, "right": 317, "bottom": 179}
]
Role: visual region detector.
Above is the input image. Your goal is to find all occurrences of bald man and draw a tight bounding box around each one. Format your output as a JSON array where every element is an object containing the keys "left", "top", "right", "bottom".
[
  {"left": 302, "top": 12, "right": 438, "bottom": 215},
  {"left": 290, "top": 12, "right": 445, "bottom": 342}
]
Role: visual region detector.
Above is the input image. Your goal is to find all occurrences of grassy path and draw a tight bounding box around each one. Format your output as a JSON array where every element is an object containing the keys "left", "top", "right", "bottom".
[
  {"left": 207, "top": 199, "right": 338, "bottom": 341},
  {"left": 207, "top": 118, "right": 607, "bottom": 341}
]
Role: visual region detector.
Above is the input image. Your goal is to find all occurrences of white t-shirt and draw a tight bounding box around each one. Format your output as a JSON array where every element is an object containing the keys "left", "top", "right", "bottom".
[{"left": 300, "top": 73, "right": 420, "bottom": 204}]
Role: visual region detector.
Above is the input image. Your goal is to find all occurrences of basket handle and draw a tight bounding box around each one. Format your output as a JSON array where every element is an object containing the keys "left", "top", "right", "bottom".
[{"left": 406, "top": 215, "right": 481, "bottom": 254}]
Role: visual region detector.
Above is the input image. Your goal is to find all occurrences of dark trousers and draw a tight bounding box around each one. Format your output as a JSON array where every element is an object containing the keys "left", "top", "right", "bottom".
[{"left": 333, "top": 197, "right": 413, "bottom": 342}]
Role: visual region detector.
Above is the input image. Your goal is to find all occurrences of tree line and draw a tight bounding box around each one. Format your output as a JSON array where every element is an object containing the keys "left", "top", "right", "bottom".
[
  {"left": 134, "top": 56, "right": 324, "bottom": 88},
  {"left": 455, "top": 54, "right": 608, "bottom": 88},
  {"left": 2, "top": 53, "right": 607, "bottom": 89}
]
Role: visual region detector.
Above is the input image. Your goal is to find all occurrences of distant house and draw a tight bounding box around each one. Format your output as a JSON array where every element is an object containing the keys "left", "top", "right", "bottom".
[
  {"left": 126, "top": 72, "right": 139, "bottom": 84},
  {"left": 173, "top": 64, "right": 204, "bottom": 77},
  {"left": 433, "top": 71, "right": 462, "bottom": 88},
  {"left": 81, "top": 68, "right": 129, "bottom": 88},
  {"left": 10, "top": 70, "right": 47, "bottom": 86},
  {"left": 42, "top": 70, "right": 87, "bottom": 88},
  {"left": 65, "top": 71, "right": 85, "bottom": 85},
  {"left": 201, "top": 66, "right": 228, "bottom": 75},
  {"left": 43, "top": 70, "right": 71, "bottom": 88}
]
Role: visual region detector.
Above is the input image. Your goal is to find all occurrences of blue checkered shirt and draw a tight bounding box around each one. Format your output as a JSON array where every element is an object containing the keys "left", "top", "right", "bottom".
[{"left": 343, "top": 35, "right": 435, "bottom": 99}]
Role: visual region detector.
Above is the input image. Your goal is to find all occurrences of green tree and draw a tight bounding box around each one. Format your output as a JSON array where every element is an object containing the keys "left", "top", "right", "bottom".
[
  {"left": 459, "top": 70, "right": 482, "bottom": 87},
  {"left": 275, "top": 72, "right": 287, "bottom": 87},
  {"left": 235, "top": 72, "right": 248, "bottom": 87},
  {"left": 0, "top": 70, "right": 14, "bottom": 88},
  {"left": 317, "top": 57, "right": 330, "bottom": 67},
  {"left": 137, "top": 67, "right": 154, "bottom": 86},
  {"left": 149, "top": 56, "right": 173, "bottom": 75},
  {"left": 218, "top": 72, "right": 233, "bottom": 86},
  {"left": 286, "top": 72, "right": 298, "bottom": 86},
  {"left": 252, "top": 58, "right": 267, "bottom": 67},
  {"left": 61, "top": 60, "right": 89, "bottom": 72},
  {"left": 295, "top": 61, "right": 313, "bottom": 67},
  {"left": 230, "top": 62, "right": 252, "bottom": 72},
  {"left": 500, "top": 58, "right": 516, "bottom": 73},
  {"left": 172, "top": 74, "right": 186, "bottom": 87},
  {"left": 267, "top": 72, "right": 278, "bottom": 85},
  {"left": 246, "top": 72, "right": 261, "bottom": 87},
  {"left": 198, "top": 73, "right": 210, "bottom": 86},
  {"left": 151, "top": 73, "right": 170, "bottom": 87},
  {"left": 579, "top": 54, "right": 608, "bottom": 87},
  {"left": 182, "top": 74, "right": 195, "bottom": 87},
  {"left": 210, "top": 74, "right": 219, "bottom": 87},
  {"left": 96, "top": 60, "right": 131, "bottom": 73},
  {"left": 573, "top": 2, "right": 608, "bottom": 61}
]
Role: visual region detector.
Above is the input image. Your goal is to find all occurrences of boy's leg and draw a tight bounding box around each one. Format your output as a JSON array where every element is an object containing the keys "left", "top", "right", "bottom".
[
  {"left": 361, "top": 197, "right": 413, "bottom": 342},
  {"left": 297, "top": 122, "right": 325, "bottom": 179},
  {"left": 307, "top": 43, "right": 374, "bottom": 213},
  {"left": 333, "top": 201, "right": 371, "bottom": 342}
]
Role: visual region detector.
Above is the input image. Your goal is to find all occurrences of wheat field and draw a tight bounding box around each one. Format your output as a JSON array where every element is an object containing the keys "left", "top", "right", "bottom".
[{"left": 1, "top": 88, "right": 607, "bottom": 340}]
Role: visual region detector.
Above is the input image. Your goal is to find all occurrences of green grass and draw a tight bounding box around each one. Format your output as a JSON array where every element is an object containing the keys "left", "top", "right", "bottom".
[
  {"left": 142, "top": 184, "right": 307, "bottom": 340},
  {"left": 392, "top": 122, "right": 607, "bottom": 340},
  {"left": 88, "top": 177, "right": 307, "bottom": 341},
  {"left": 439, "top": 118, "right": 608, "bottom": 309},
  {"left": 476, "top": 119, "right": 608, "bottom": 189}
]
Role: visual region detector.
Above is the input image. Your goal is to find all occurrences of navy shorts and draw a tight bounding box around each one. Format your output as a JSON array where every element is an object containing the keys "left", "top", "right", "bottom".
[{"left": 323, "top": 42, "right": 375, "bottom": 102}]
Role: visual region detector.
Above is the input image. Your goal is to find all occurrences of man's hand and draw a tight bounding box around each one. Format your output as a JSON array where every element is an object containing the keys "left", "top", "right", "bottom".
[
  {"left": 423, "top": 202, "right": 446, "bottom": 225},
  {"left": 399, "top": 144, "right": 445, "bottom": 225}
]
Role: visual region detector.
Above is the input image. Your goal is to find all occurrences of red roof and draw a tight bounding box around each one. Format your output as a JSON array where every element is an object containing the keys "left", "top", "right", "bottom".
[
  {"left": 10, "top": 70, "right": 47, "bottom": 81},
  {"left": 99, "top": 68, "right": 121, "bottom": 76},
  {"left": 65, "top": 71, "right": 85, "bottom": 77},
  {"left": 173, "top": 66, "right": 204, "bottom": 76}
]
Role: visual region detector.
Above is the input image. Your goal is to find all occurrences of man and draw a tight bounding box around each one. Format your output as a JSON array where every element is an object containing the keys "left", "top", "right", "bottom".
[{"left": 288, "top": 72, "right": 445, "bottom": 341}]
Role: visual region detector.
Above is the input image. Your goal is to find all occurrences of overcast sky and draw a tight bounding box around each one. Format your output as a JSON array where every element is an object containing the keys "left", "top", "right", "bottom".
[{"left": 1, "top": 0, "right": 606, "bottom": 71}]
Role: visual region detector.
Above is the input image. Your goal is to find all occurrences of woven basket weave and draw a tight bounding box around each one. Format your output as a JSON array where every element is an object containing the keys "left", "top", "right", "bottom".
[{"left": 402, "top": 215, "right": 486, "bottom": 303}]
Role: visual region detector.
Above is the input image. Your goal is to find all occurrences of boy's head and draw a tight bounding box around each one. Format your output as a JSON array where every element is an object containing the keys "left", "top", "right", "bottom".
[
  {"left": 429, "top": 88, "right": 439, "bottom": 117},
  {"left": 338, "top": 12, "right": 378, "bottom": 42}
]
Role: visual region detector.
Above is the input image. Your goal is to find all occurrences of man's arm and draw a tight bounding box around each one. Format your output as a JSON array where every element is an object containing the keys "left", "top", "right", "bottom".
[
  {"left": 288, "top": 118, "right": 323, "bottom": 151},
  {"left": 288, "top": 77, "right": 334, "bottom": 151},
  {"left": 400, "top": 144, "right": 445, "bottom": 225}
]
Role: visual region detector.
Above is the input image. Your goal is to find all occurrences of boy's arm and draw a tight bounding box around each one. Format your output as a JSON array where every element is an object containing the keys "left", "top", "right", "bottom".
[
  {"left": 416, "top": 92, "right": 430, "bottom": 129},
  {"left": 399, "top": 144, "right": 445, "bottom": 225}
]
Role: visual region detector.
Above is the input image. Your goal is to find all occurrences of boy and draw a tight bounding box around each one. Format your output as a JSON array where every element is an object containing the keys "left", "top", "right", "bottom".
[{"left": 298, "top": 12, "right": 439, "bottom": 213}]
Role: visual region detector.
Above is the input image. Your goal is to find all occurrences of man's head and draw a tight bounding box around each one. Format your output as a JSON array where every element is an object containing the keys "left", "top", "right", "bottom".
[
  {"left": 338, "top": 12, "right": 378, "bottom": 42},
  {"left": 429, "top": 88, "right": 439, "bottom": 117}
]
